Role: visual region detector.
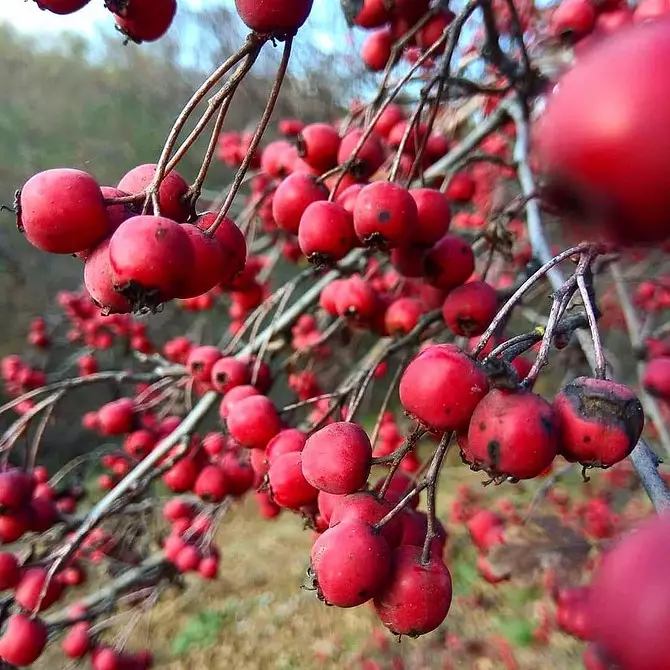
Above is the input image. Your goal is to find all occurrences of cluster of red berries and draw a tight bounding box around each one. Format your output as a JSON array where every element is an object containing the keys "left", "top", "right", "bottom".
[
  {"left": 32, "top": 0, "right": 177, "bottom": 43},
  {"left": 344, "top": 0, "right": 455, "bottom": 72},
  {"left": 400, "top": 343, "right": 645, "bottom": 480},
  {"left": 17, "top": 165, "right": 247, "bottom": 315}
]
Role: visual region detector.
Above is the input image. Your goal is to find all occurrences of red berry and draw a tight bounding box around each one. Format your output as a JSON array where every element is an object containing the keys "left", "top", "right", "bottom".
[
  {"left": 353, "top": 182, "right": 418, "bottom": 249},
  {"left": 536, "top": 20, "right": 670, "bottom": 244},
  {"left": 399, "top": 344, "right": 489, "bottom": 431},
  {"left": 266, "top": 429, "right": 307, "bottom": 463},
  {"left": 198, "top": 555, "right": 220, "bottom": 580},
  {"left": 97, "top": 398, "right": 135, "bottom": 436},
  {"left": 62, "top": 622, "right": 91, "bottom": 660},
  {"left": 194, "top": 465, "right": 229, "bottom": 503},
  {"left": 227, "top": 395, "right": 281, "bottom": 450},
  {"left": 163, "top": 458, "right": 199, "bottom": 493},
  {"left": 19, "top": 168, "right": 109, "bottom": 254},
  {"left": 268, "top": 452, "right": 318, "bottom": 509},
  {"left": 374, "top": 545, "right": 452, "bottom": 637},
  {"left": 297, "top": 123, "right": 340, "bottom": 172},
  {"left": 176, "top": 224, "right": 228, "bottom": 298},
  {"left": 550, "top": 0, "right": 597, "bottom": 39},
  {"left": 424, "top": 235, "right": 475, "bottom": 290},
  {"left": 218, "top": 385, "right": 261, "bottom": 420},
  {"left": 409, "top": 188, "right": 451, "bottom": 246},
  {"left": 84, "top": 239, "right": 132, "bottom": 315},
  {"left": 344, "top": 0, "right": 391, "bottom": 27},
  {"left": 416, "top": 9, "right": 454, "bottom": 53},
  {"left": 441, "top": 281, "right": 499, "bottom": 337},
  {"left": 589, "top": 513, "right": 670, "bottom": 668},
  {"left": 273, "top": 173, "right": 329, "bottom": 235},
  {"left": 311, "top": 520, "right": 392, "bottom": 607},
  {"left": 33, "top": 0, "right": 90, "bottom": 13},
  {"left": 210, "top": 356, "right": 250, "bottom": 394},
  {"left": 108, "top": 215, "right": 195, "bottom": 310},
  {"left": 117, "top": 164, "right": 188, "bottom": 221},
  {"left": 0, "top": 470, "right": 33, "bottom": 511},
  {"left": 234, "top": 0, "right": 314, "bottom": 34},
  {"left": 195, "top": 212, "right": 247, "bottom": 288},
  {"left": 0, "top": 613, "right": 47, "bottom": 666},
  {"left": 302, "top": 422, "right": 372, "bottom": 495},
  {"left": 361, "top": 28, "right": 393, "bottom": 71},
  {"left": 219, "top": 451, "right": 255, "bottom": 496},
  {"left": 0, "top": 552, "right": 20, "bottom": 590},
  {"left": 298, "top": 201, "right": 357, "bottom": 264},
  {"left": 112, "top": 0, "right": 177, "bottom": 42},
  {"left": 187, "top": 345, "right": 222, "bottom": 383},
  {"left": 334, "top": 275, "right": 379, "bottom": 325},
  {"left": 15, "top": 567, "right": 64, "bottom": 612},
  {"left": 385, "top": 297, "right": 423, "bottom": 335},
  {"left": 642, "top": 356, "right": 670, "bottom": 399},
  {"left": 445, "top": 172, "right": 476, "bottom": 203},
  {"left": 337, "top": 129, "right": 386, "bottom": 180},
  {"left": 553, "top": 377, "right": 644, "bottom": 467},
  {"left": 467, "top": 389, "right": 559, "bottom": 480}
]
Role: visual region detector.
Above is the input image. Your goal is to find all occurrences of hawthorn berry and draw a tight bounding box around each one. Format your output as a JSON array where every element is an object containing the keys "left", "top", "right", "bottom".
[
  {"left": 399, "top": 344, "right": 489, "bottom": 432},
  {"left": 441, "top": 280, "right": 499, "bottom": 337},
  {"left": 553, "top": 377, "right": 644, "bottom": 467},
  {"left": 117, "top": 163, "right": 188, "bottom": 221},
  {"left": 299, "top": 200, "right": 357, "bottom": 264},
  {"left": 210, "top": 356, "right": 250, "bottom": 394},
  {"left": 0, "top": 613, "right": 48, "bottom": 666},
  {"left": 33, "top": 0, "right": 90, "bottom": 13},
  {"left": 642, "top": 356, "right": 670, "bottom": 400},
  {"left": 409, "top": 188, "right": 451, "bottom": 246},
  {"left": 268, "top": 452, "right": 318, "bottom": 509},
  {"left": 424, "top": 234, "right": 475, "bottom": 290},
  {"left": 310, "top": 519, "right": 392, "bottom": 607},
  {"left": 301, "top": 422, "right": 372, "bottom": 495},
  {"left": 337, "top": 129, "right": 386, "bottom": 180},
  {"left": 226, "top": 395, "right": 281, "bottom": 449},
  {"left": 234, "top": 0, "right": 314, "bottom": 34},
  {"left": 374, "top": 545, "right": 452, "bottom": 637},
  {"left": 466, "top": 389, "right": 559, "bottom": 480},
  {"left": 296, "top": 123, "right": 340, "bottom": 172}
]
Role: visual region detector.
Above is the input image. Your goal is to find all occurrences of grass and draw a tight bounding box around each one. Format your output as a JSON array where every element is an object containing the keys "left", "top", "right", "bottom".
[{"left": 36, "top": 460, "right": 596, "bottom": 670}]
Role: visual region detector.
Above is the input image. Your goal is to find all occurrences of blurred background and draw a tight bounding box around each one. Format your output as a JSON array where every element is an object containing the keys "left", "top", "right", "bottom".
[{"left": 0, "top": 3, "right": 647, "bottom": 668}]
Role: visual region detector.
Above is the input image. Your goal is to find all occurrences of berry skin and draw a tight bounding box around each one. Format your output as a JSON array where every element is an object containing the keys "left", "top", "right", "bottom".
[
  {"left": 553, "top": 377, "right": 644, "bottom": 467},
  {"left": 273, "top": 173, "right": 329, "bottom": 235},
  {"left": 409, "top": 188, "right": 451, "bottom": 246},
  {"left": 194, "top": 465, "right": 230, "bottom": 503},
  {"left": 424, "top": 234, "right": 475, "bottom": 290},
  {"left": 589, "top": 513, "right": 670, "bottom": 669},
  {"left": 344, "top": 0, "right": 391, "bottom": 28},
  {"left": 163, "top": 459, "right": 200, "bottom": 493},
  {"left": 268, "top": 452, "right": 319, "bottom": 509},
  {"left": 97, "top": 398, "right": 135, "bottom": 436},
  {"left": 187, "top": 346, "right": 222, "bottom": 383},
  {"left": 301, "top": 422, "right": 373, "bottom": 495},
  {"left": 33, "top": 0, "right": 90, "bottom": 13},
  {"left": 334, "top": 275, "right": 379, "bottom": 325},
  {"left": 195, "top": 212, "right": 247, "bottom": 288},
  {"left": 642, "top": 356, "right": 670, "bottom": 400},
  {"left": 14, "top": 567, "right": 64, "bottom": 612},
  {"left": 374, "top": 545, "right": 452, "bottom": 637},
  {"left": 234, "top": 0, "right": 314, "bottom": 34},
  {"left": 296, "top": 123, "right": 340, "bottom": 172},
  {"left": 226, "top": 395, "right": 281, "bottom": 450},
  {"left": 298, "top": 201, "right": 357, "bottom": 264},
  {"left": 441, "top": 281, "right": 499, "bottom": 337},
  {"left": 266, "top": 429, "right": 307, "bottom": 462},
  {"left": 175, "top": 224, "right": 228, "bottom": 299},
  {"left": 117, "top": 164, "right": 189, "bottom": 221},
  {"left": 108, "top": 215, "right": 195, "bottom": 311},
  {"left": 399, "top": 344, "right": 489, "bottom": 432},
  {"left": 113, "top": 0, "right": 177, "bottom": 42},
  {"left": 311, "top": 520, "right": 392, "bottom": 607},
  {"left": 19, "top": 168, "right": 109, "bottom": 254},
  {"left": 353, "top": 182, "right": 418, "bottom": 249},
  {"left": 385, "top": 297, "right": 423, "bottom": 335},
  {"left": 62, "top": 623, "right": 91, "bottom": 660},
  {"left": 361, "top": 28, "right": 393, "bottom": 72},
  {"left": 466, "top": 389, "right": 559, "bottom": 480},
  {"left": 337, "top": 129, "right": 386, "bottom": 180},
  {"left": 0, "top": 470, "right": 34, "bottom": 511},
  {"left": 0, "top": 552, "right": 20, "bottom": 590},
  {"left": 210, "top": 357, "right": 250, "bottom": 394},
  {"left": 0, "top": 613, "right": 48, "bottom": 666}
]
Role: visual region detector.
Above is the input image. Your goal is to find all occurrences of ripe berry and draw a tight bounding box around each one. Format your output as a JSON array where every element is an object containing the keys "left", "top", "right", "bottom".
[
  {"left": 163, "top": 458, "right": 199, "bottom": 493},
  {"left": 424, "top": 235, "right": 475, "bottom": 290},
  {"left": 195, "top": 212, "right": 247, "bottom": 287},
  {"left": 343, "top": 0, "right": 391, "bottom": 27},
  {"left": 194, "top": 465, "right": 229, "bottom": 503},
  {"left": 226, "top": 395, "right": 281, "bottom": 450},
  {"left": 176, "top": 224, "right": 228, "bottom": 298},
  {"left": 416, "top": 9, "right": 455, "bottom": 53},
  {"left": 62, "top": 622, "right": 91, "bottom": 660},
  {"left": 642, "top": 356, "right": 670, "bottom": 400},
  {"left": 186, "top": 345, "right": 222, "bottom": 383},
  {"left": 353, "top": 182, "right": 418, "bottom": 249},
  {"left": 467, "top": 389, "right": 559, "bottom": 480},
  {"left": 329, "top": 491, "right": 404, "bottom": 548},
  {"left": 84, "top": 239, "right": 132, "bottom": 315},
  {"left": 302, "top": 422, "right": 372, "bottom": 495},
  {"left": 399, "top": 344, "right": 489, "bottom": 431},
  {"left": 409, "top": 188, "right": 451, "bottom": 246},
  {"left": 218, "top": 385, "right": 261, "bottom": 420},
  {"left": 234, "top": 0, "right": 314, "bottom": 34},
  {"left": 19, "top": 168, "right": 109, "bottom": 254},
  {"left": 219, "top": 451, "right": 255, "bottom": 496},
  {"left": 117, "top": 164, "right": 189, "bottom": 221},
  {"left": 536, "top": 20, "right": 670, "bottom": 244},
  {"left": 553, "top": 377, "right": 644, "bottom": 467},
  {"left": 268, "top": 452, "right": 318, "bottom": 509},
  {"left": 311, "top": 520, "right": 392, "bottom": 607},
  {"left": 445, "top": 172, "right": 476, "bottom": 203},
  {"left": 385, "top": 297, "right": 423, "bottom": 335},
  {"left": 549, "top": 0, "right": 597, "bottom": 40},
  {"left": 210, "top": 357, "right": 250, "bottom": 394},
  {"left": 589, "top": 513, "right": 670, "bottom": 668},
  {"left": 266, "top": 429, "right": 307, "bottom": 462},
  {"left": 108, "top": 215, "right": 195, "bottom": 311},
  {"left": 374, "top": 545, "right": 452, "bottom": 637},
  {"left": 33, "top": 0, "right": 90, "bottom": 13},
  {"left": 361, "top": 28, "right": 393, "bottom": 71},
  {"left": 442, "top": 281, "right": 499, "bottom": 337},
  {"left": 0, "top": 552, "right": 20, "bottom": 590},
  {"left": 97, "top": 398, "right": 135, "bottom": 436},
  {"left": 0, "top": 613, "right": 47, "bottom": 666},
  {"left": 273, "top": 173, "right": 328, "bottom": 235},
  {"left": 15, "top": 567, "right": 64, "bottom": 612},
  {"left": 298, "top": 201, "right": 357, "bottom": 264},
  {"left": 334, "top": 275, "right": 379, "bottom": 325},
  {"left": 0, "top": 470, "right": 33, "bottom": 511},
  {"left": 198, "top": 555, "right": 220, "bottom": 580},
  {"left": 337, "top": 129, "right": 386, "bottom": 180},
  {"left": 297, "top": 123, "right": 340, "bottom": 172}
]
